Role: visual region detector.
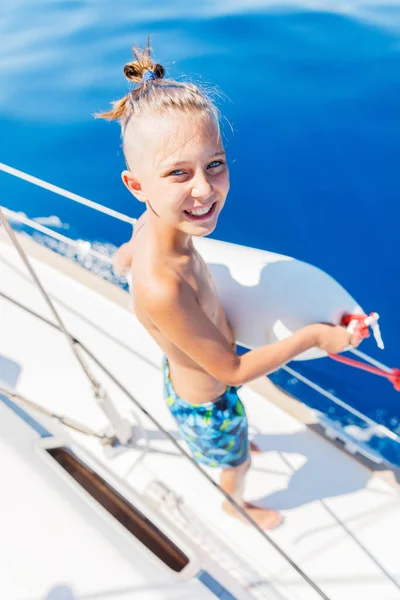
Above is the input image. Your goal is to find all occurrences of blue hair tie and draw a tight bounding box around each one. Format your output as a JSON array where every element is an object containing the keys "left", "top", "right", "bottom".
[{"left": 142, "top": 70, "right": 157, "bottom": 83}]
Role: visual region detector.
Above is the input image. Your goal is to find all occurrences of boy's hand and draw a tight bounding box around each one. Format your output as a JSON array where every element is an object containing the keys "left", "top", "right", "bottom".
[
  {"left": 315, "top": 323, "right": 362, "bottom": 353},
  {"left": 113, "top": 242, "right": 134, "bottom": 274}
]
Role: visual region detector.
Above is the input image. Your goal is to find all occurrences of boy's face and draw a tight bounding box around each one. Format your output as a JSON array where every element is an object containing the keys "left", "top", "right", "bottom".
[{"left": 123, "top": 111, "right": 230, "bottom": 237}]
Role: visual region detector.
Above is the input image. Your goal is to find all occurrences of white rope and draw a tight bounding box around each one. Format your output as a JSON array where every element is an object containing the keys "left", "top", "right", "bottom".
[
  {"left": 1, "top": 206, "right": 113, "bottom": 265},
  {"left": 282, "top": 364, "right": 400, "bottom": 443},
  {"left": 0, "top": 385, "right": 110, "bottom": 440},
  {"left": 0, "top": 162, "right": 136, "bottom": 225}
]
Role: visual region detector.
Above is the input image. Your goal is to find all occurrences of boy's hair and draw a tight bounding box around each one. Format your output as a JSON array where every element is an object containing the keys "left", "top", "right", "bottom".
[{"left": 96, "top": 40, "right": 220, "bottom": 136}]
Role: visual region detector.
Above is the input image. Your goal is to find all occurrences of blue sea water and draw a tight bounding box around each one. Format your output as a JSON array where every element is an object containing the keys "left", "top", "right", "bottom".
[{"left": 1, "top": 1, "right": 399, "bottom": 462}]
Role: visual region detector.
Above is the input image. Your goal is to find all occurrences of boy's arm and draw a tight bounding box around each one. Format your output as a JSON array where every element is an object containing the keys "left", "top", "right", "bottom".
[{"left": 144, "top": 275, "right": 359, "bottom": 387}]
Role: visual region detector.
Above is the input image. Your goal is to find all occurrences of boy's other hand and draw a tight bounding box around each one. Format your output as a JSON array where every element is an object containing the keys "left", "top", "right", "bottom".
[{"left": 113, "top": 242, "right": 133, "bottom": 274}]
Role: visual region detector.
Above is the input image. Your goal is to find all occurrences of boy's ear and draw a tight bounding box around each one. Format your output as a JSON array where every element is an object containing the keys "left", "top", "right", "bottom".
[{"left": 121, "top": 170, "right": 147, "bottom": 203}]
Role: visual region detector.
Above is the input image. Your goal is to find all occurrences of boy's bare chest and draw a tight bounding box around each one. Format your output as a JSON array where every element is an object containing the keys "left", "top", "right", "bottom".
[
  {"left": 180, "top": 251, "right": 220, "bottom": 321},
  {"left": 173, "top": 255, "right": 234, "bottom": 346}
]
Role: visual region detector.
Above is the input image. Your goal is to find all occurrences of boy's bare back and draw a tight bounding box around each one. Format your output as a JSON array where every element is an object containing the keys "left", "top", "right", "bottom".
[{"left": 130, "top": 211, "right": 236, "bottom": 405}]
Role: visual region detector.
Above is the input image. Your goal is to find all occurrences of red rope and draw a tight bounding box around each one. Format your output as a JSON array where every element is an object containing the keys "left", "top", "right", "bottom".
[
  {"left": 327, "top": 313, "right": 400, "bottom": 391},
  {"left": 328, "top": 353, "right": 400, "bottom": 391}
]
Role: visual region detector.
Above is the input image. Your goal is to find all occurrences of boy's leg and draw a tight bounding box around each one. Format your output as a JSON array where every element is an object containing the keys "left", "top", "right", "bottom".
[
  {"left": 163, "top": 361, "right": 280, "bottom": 529},
  {"left": 220, "top": 458, "right": 282, "bottom": 529}
]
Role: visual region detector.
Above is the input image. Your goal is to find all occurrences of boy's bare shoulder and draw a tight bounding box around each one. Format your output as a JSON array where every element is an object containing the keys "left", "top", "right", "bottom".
[
  {"left": 131, "top": 250, "right": 191, "bottom": 314},
  {"left": 130, "top": 214, "right": 194, "bottom": 314},
  {"left": 133, "top": 263, "right": 179, "bottom": 298}
]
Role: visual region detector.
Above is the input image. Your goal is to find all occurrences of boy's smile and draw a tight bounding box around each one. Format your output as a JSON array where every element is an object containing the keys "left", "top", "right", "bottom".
[{"left": 184, "top": 200, "right": 217, "bottom": 221}]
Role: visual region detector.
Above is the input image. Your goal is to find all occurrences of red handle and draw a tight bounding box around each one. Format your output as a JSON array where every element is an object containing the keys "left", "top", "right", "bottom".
[{"left": 327, "top": 313, "right": 400, "bottom": 391}]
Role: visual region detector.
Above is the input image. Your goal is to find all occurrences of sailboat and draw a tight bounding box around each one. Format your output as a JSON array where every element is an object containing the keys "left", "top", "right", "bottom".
[{"left": 1, "top": 161, "right": 399, "bottom": 600}]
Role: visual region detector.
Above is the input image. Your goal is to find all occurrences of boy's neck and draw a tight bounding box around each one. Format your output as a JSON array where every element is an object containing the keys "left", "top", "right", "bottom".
[{"left": 146, "top": 208, "right": 194, "bottom": 256}]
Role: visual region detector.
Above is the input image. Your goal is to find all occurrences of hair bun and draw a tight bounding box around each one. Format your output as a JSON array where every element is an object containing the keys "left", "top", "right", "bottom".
[
  {"left": 124, "top": 63, "right": 142, "bottom": 81},
  {"left": 123, "top": 43, "right": 166, "bottom": 84},
  {"left": 153, "top": 63, "right": 165, "bottom": 79}
]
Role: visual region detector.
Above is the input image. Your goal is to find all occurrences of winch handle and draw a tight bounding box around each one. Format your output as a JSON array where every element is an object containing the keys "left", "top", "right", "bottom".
[{"left": 341, "top": 312, "right": 384, "bottom": 350}]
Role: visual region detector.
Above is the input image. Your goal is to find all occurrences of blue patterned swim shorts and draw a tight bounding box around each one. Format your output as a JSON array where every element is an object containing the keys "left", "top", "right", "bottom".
[{"left": 163, "top": 356, "right": 249, "bottom": 468}]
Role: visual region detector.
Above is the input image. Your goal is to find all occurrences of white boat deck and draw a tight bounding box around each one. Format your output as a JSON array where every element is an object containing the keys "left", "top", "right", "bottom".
[
  {"left": 0, "top": 399, "right": 219, "bottom": 600},
  {"left": 1, "top": 234, "right": 400, "bottom": 600}
]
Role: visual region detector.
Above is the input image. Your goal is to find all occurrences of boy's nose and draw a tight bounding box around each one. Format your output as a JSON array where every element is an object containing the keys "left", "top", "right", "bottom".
[{"left": 191, "top": 174, "right": 213, "bottom": 199}]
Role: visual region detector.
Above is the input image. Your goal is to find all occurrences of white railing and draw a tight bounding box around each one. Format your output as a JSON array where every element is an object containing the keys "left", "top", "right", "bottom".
[
  {"left": 1, "top": 206, "right": 115, "bottom": 265},
  {"left": 1, "top": 161, "right": 399, "bottom": 457},
  {"left": 0, "top": 162, "right": 136, "bottom": 224},
  {"left": 281, "top": 365, "right": 400, "bottom": 445}
]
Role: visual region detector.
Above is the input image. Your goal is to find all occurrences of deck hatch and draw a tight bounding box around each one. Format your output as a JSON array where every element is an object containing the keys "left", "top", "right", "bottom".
[{"left": 47, "top": 447, "right": 189, "bottom": 572}]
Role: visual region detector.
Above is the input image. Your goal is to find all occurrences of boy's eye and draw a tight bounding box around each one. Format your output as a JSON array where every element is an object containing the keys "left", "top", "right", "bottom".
[
  {"left": 207, "top": 160, "right": 224, "bottom": 169},
  {"left": 168, "top": 169, "right": 186, "bottom": 177}
]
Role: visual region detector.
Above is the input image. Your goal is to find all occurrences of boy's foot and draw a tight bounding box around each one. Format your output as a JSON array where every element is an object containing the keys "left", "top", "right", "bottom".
[
  {"left": 222, "top": 500, "right": 283, "bottom": 530},
  {"left": 249, "top": 440, "right": 261, "bottom": 453}
]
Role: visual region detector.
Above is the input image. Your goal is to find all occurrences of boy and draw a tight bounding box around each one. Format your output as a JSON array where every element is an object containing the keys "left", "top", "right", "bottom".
[{"left": 101, "top": 45, "right": 360, "bottom": 529}]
